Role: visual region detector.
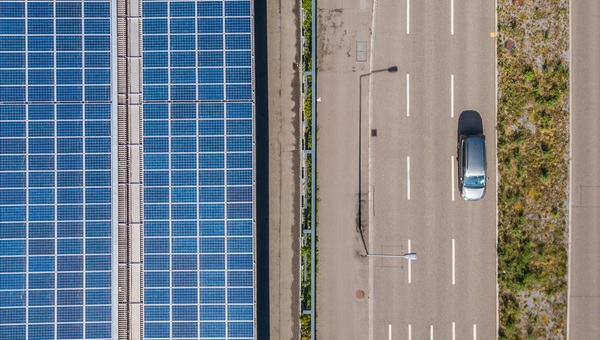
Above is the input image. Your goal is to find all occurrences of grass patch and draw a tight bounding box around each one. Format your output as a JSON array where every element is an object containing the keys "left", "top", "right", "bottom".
[{"left": 497, "top": 0, "right": 569, "bottom": 338}]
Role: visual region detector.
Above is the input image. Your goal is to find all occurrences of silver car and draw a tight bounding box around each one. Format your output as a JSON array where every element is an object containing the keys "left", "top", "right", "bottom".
[{"left": 457, "top": 134, "right": 487, "bottom": 200}]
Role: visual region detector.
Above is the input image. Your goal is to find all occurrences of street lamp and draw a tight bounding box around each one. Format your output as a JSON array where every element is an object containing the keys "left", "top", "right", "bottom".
[{"left": 366, "top": 252, "right": 417, "bottom": 260}]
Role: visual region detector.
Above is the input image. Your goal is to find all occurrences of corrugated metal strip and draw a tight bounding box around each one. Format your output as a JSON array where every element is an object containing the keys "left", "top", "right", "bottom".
[
  {"left": 118, "top": 265, "right": 129, "bottom": 303},
  {"left": 118, "top": 59, "right": 128, "bottom": 95},
  {"left": 118, "top": 224, "right": 128, "bottom": 263},
  {"left": 118, "top": 183, "right": 128, "bottom": 223},
  {"left": 117, "top": 0, "right": 144, "bottom": 336},
  {"left": 118, "top": 306, "right": 129, "bottom": 337},
  {"left": 118, "top": 106, "right": 128, "bottom": 144},
  {"left": 117, "top": 0, "right": 126, "bottom": 18},
  {"left": 118, "top": 148, "right": 129, "bottom": 184},
  {"left": 117, "top": 18, "right": 127, "bottom": 56}
]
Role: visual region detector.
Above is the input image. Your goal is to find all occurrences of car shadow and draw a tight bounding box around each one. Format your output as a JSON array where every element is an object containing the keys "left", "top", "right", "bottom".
[{"left": 457, "top": 110, "right": 484, "bottom": 139}]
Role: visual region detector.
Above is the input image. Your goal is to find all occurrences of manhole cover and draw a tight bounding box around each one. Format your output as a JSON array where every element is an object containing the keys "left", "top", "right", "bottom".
[{"left": 356, "top": 290, "right": 365, "bottom": 299}]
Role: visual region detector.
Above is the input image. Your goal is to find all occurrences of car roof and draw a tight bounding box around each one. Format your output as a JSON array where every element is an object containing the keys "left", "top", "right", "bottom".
[{"left": 464, "top": 134, "right": 485, "bottom": 177}]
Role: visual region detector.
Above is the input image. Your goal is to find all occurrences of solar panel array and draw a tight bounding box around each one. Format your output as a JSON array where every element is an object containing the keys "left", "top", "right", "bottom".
[
  {"left": 141, "top": 1, "right": 255, "bottom": 339},
  {"left": 0, "top": 0, "right": 115, "bottom": 339}
]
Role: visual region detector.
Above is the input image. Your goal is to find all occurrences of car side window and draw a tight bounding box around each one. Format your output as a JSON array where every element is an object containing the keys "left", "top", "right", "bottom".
[{"left": 461, "top": 140, "right": 466, "bottom": 171}]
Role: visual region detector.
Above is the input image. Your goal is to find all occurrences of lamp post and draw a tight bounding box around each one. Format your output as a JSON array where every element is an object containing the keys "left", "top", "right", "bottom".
[{"left": 366, "top": 252, "right": 417, "bottom": 260}]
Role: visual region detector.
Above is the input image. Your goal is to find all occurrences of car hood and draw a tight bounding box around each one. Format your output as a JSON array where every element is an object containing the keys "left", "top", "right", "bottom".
[{"left": 462, "top": 186, "right": 486, "bottom": 201}]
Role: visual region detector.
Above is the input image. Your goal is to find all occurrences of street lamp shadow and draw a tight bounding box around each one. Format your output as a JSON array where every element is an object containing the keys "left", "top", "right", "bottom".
[{"left": 357, "top": 65, "right": 399, "bottom": 255}]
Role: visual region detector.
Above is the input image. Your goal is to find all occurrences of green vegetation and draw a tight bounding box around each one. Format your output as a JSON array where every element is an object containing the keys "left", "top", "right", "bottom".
[
  {"left": 300, "top": 233, "right": 312, "bottom": 340},
  {"left": 301, "top": 0, "right": 312, "bottom": 72},
  {"left": 300, "top": 0, "right": 314, "bottom": 339},
  {"left": 497, "top": 0, "right": 569, "bottom": 338},
  {"left": 300, "top": 78, "right": 313, "bottom": 340}
]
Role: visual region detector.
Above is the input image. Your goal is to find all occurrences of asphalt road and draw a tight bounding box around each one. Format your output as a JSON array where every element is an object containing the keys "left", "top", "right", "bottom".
[
  {"left": 568, "top": 1, "right": 600, "bottom": 338},
  {"left": 316, "top": 0, "right": 496, "bottom": 339}
]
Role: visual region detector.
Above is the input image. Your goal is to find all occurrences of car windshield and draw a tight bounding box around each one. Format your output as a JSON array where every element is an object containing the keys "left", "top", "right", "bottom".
[{"left": 464, "top": 175, "right": 485, "bottom": 188}]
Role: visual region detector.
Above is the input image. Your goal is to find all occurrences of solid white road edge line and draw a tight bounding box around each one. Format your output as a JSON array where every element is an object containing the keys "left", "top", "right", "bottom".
[{"left": 367, "top": 0, "right": 379, "bottom": 338}]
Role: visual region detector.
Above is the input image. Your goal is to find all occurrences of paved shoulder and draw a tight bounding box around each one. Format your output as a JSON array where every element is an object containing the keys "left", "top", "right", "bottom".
[{"left": 569, "top": 1, "right": 600, "bottom": 338}]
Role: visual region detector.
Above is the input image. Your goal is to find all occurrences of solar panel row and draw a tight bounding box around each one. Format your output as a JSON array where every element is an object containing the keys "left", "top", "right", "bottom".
[
  {"left": 0, "top": 0, "right": 114, "bottom": 339},
  {"left": 141, "top": 0, "right": 255, "bottom": 338}
]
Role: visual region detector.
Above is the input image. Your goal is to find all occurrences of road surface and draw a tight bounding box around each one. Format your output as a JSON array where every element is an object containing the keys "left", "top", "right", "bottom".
[{"left": 316, "top": 0, "right": 497, "bottom": 339}]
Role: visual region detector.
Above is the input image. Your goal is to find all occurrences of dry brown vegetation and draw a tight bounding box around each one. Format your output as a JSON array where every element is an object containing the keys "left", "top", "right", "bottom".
[{"left": 496, "top": 0, "right": 569, "bottom": 338}]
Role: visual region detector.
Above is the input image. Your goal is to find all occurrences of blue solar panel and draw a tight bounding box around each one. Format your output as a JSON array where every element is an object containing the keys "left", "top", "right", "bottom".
[
  {"left": 1, "top": 0, "right": 255, "bottom": 337},
  {"left": 142, "top": 0, "right": 255, "bottom": 338},
  {"left": 0, "top": 0, "right": 114, "bottom": 338}
]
